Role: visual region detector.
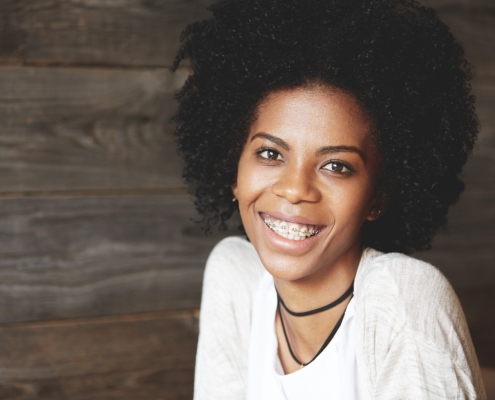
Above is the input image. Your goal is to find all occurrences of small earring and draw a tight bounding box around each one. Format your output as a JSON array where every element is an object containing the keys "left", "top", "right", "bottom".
[{"left": 232, "top": 197, "right": 237, "bottom": 202}]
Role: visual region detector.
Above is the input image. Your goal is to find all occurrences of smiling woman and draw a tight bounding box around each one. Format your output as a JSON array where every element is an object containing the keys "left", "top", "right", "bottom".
[{"left": 173, "top": 0, "right": 485, "bottom": 398}]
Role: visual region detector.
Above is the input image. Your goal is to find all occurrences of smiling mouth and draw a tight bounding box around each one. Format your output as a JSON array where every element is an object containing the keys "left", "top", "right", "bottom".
[{"left": 260, "top": 213, "right": 323, "bottom": 241}]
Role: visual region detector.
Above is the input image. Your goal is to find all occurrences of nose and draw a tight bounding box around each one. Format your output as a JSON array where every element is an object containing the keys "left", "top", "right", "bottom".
[{"left": 271, "top": 164, "right": 321, "bottom": 204}]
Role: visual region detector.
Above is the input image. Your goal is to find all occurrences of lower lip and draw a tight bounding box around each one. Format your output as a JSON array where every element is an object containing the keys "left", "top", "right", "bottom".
[{"left": 259, "top": 213, "right": 324, "bottom": 254}]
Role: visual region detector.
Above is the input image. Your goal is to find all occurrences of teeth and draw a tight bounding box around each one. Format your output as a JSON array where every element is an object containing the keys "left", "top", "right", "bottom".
[{"left": 262, "top": 214, "right": 322, "bottom": 241}]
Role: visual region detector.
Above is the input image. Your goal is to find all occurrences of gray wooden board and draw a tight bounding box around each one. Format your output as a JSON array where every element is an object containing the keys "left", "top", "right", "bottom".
[
  {"left": 0, "top": 189, "right": 493, "bottom": 334},
  {"left": 0, "top": 0, "right": 492, "bottom": 75},
  {"left": 426, "top": 0, "right": 495, "bottom": 7},
  {"left": 414, "top": 194, "right": 495, "bottom": 367},
  {"left": 435, "top": 7, "right": 495, "bottom": 79},
  {"left": 414, "top": 187, "right": 495, "bottom": 361},
  {"left": 0, "top": 65, "right": 188, "bottom": 192},
  {"left": 0, "top": 311, "right": 493, "bottom": 400},
  {"left": 0, "top": 68, "right": 493, "bottom": 194},
  {"left": 0, "top": 194, "right": 239, "bottom": 324},
  {"left": 0, "top": 0, "right": 215, "bottom": 68},
  {"left": 0, "top": 310, "right": 198, "bottom": 400},
  {"left": 457, "top": 79, "right": 495, "bottom": 186}
]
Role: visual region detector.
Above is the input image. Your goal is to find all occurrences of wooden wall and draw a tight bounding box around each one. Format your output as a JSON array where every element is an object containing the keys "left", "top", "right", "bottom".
[{"left": 0, "top": 0, "right": 493, "bottom": 399}]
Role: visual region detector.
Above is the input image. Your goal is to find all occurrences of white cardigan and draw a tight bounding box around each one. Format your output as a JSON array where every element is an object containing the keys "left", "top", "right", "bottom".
[{"left": 194, "top": 236, "right": 486, "bottom": 399}]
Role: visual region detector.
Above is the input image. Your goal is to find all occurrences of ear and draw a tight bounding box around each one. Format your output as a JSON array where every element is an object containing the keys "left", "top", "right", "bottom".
[
  {"left": 366, "top": 193, "right": 387, "bottom": 221},
  {"left": 231, "top": 183, "right": 238, "bottom": 200}
]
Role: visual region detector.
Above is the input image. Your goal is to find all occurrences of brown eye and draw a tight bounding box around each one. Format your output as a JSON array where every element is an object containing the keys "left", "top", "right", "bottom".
[
  {"left": 323, "top": 162, "right": 351, "bottom": 174},
  {"left": 259, "top": 149, "right": 283, "bottom": 161}
]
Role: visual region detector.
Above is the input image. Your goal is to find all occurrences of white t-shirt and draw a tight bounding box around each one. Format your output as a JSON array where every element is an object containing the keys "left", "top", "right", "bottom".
[{"left": 246, "top": 270, "right": 365, "bottom": 400}]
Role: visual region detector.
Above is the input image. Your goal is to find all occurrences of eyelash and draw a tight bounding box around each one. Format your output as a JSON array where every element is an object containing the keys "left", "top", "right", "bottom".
[
  {"left": 255, "top": 147, "right": 354, "bottom": 175},
  {"left": 321, "top": 161, "right": 353, "bottom": 175},
  {"left": 255, "top": 148, "right": 284, "bottom": 162}
]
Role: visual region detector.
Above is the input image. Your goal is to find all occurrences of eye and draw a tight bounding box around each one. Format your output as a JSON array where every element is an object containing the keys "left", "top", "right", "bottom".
[
  {"left": 257, "top": 149, "right": 284, "bottom": 161},
  {"left": 322, "top": 161, "right": 352, "bottom": 174}
]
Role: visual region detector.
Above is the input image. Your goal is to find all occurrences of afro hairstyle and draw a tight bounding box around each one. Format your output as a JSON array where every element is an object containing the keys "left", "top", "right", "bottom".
[{"left": 173, "top": 0, "right": 478, "bottom": 254}]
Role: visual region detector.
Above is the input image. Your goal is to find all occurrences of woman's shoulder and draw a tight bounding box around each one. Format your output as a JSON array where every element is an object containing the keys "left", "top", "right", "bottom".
[
  {"left": 356, "top": 248, "right": 459, "bottom": 314},
  {"left": 355, "top": 249, "right": 464, "bottom": 335},
  {"left": 354, "top": 249, "right": 484, "bottom": 398},
  {"left": 204, "top": 236, "right": 265, "bottom": 294}
]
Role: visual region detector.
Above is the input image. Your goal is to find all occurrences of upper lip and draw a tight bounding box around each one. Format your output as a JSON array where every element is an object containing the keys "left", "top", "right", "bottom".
[{"left": 260, "top": 211, "right": 325, "bottom": 227}]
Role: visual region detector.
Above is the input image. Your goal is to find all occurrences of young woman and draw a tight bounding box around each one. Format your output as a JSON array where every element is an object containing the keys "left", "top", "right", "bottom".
[{"left": 173, "top": 0, "right": 486, "bottom": 398}]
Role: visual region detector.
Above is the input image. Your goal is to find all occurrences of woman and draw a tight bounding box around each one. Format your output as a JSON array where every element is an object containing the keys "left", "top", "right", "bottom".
[{"left": 173, "top": 0, "right": 485, "bottom": 398}]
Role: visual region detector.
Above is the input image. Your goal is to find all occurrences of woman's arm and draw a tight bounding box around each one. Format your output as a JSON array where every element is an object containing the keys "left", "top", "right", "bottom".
[{"left": 194, "top": 237, "right": 263, "bottom": 400}]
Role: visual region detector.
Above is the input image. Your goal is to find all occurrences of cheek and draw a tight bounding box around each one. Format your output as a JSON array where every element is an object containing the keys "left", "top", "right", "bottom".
[
  {"left": 236, "top": 160, "right": 269, "bottom": 201},
  {"left": 323, "top": 181, "right": 375, "bottom": 221}
]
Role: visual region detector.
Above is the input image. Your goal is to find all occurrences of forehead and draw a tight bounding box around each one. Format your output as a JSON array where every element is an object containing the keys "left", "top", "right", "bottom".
[{"left": 249, "top": 86, "right": 374, "bottom": 149}]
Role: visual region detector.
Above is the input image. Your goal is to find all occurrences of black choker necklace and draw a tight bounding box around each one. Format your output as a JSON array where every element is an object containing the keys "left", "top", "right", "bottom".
[
  {"left": 276, "top": 282, "right": 354, "bottom": 368},
  {"left": 277, "top": 282, "right": 354, "bottom": 317}
]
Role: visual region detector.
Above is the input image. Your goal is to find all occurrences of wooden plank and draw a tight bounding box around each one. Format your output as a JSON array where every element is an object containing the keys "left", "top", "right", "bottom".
[
  {"left": 413, "top": 188, "right": 495, "bottom": 367},
  {"left": 0, "top": 65, "right": 188, "bottom": 192},
  {"left": 0, "top": 311, "right": 493, "bottom": 400},
  {"left": 434, "top": 7, "right": 495, "bottom": 79},
  {"left": 414, "top": 189, "right": 495, "bottom": 288},
  {"left": 0, "top": 0, "right": 214, "bottom": 68},
  {"left": 0, "top": 310, "right": 198, "bottom": 400},
  {"left": 481, "top": 368, "right": 495, "bottom": 398},
  {"left": 453, "top": 79, "right": 495, "bottom": 187},
  {"left": 0, "top": 71, "right": 492, "bottom": 194},
  {"left": 0, "top": 194, "right": 238, "bottom": 324},
  {"left": 0, "top": 1, "right": 491, "bottom": 73},
  {"left": 425, "top": 0, "right": 495, "bottom": 8}
]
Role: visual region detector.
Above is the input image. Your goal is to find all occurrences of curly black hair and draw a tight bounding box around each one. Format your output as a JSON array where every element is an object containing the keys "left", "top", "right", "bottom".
[{"left": 172, "top": 0, "right": 478, "bottom": 254}]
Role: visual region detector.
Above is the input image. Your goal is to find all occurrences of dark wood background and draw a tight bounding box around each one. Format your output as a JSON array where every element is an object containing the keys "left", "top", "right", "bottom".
[{"left": 0, "top": 0, "right": 493, "bottom": 399}]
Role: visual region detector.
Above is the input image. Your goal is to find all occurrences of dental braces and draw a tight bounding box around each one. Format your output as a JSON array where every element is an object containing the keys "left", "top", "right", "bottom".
[{"left": 264, "top": 219, "right": 321, "bottom": 237}]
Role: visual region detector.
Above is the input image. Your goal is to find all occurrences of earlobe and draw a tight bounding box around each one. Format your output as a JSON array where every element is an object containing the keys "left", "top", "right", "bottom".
[
  {"left": 367, "top": 208, "right": 382, "bottom": 221},
  {"left": 367, "top": 193, "right": 387, "bottom": 221},
  {"left": 231, "top": 183, "right": 238, "bottom": 200}
]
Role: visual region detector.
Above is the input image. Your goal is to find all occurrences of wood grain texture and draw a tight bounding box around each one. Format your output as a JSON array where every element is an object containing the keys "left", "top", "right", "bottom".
[
  {"left": 414, "top": 187, "right": 495, "bottom": 367},
  {"left": 435, "top": 7, "right": 495, "bottom": 79},
  {"left": 481, "top": 368, "right": 495, "bottom": 400},
  {"left": 0, "top": 0, "right": 492, "bottom": 75},
  {"left": 0, "top": 65, "right": 188, "bottom": 192},
  {"left": 0, "top": 69, "right": 492, "bottom": 194},
  {"left": 460, "top": 80, "right": 495, "bottom": 187},
  {"left": 0, "top": 194, "right": 238, "bottom": 324},
  {"left": 425, "top": 0, "right": 495, "bottom": 9},
  {"left": 0, "top": 310, "right": 199, "bottom": 400},
  {"left": 0, "top": 0, "right": 214, "bottom": 68}
]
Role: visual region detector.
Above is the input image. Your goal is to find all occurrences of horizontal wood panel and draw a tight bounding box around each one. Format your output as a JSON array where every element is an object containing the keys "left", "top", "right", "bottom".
[
  {"left": 0, "top": 1, "right": 491, "bottom": 75},
  {"left": 0, "top": 194, "right": 238, "bottom": 324},
  {"left": 0, "top": 190, "right": 491, "bottom": 331},
  {"left": 461, "top": 80, "right": 495, "bottom": 185},
  {"left": 0, "top": 67, "right": 492, "bottom": 194},
  {"left": 426, "top": 0, "right": 495, "bottom": 6},
  {"left": 414, "top": 189, "right": 495, "bottom": 344},
  {"left": 0, "top": 66, "right": 188, "bottom": 192},
  {"left": 0, "top": 310, "right": 198, "bottom": 400},
  {"left": 436, "top": 8, "right": 495, "bottom": 79},
  {"left": 0, "top": 0, "right": 214, "bottom": 68},
  {"left": 0, "top": 311, "right": 493, "bottom": 400}
]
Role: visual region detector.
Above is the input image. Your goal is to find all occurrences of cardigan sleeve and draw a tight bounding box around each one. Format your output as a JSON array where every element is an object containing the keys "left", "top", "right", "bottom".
[
  {"left": 194, "top": 237, "right": 264, "bottom": 400},
  {"left": 355, "top": 250, "right": 486, "bottom": 399}
]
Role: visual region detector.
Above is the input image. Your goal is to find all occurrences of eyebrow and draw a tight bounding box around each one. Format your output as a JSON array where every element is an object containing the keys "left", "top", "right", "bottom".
[
  {"left": 251, "top": 133, "right": 290, "bottom": 151},
  {"left": 315, "top": 145, "right": 365, "bottom": 161},
  {"left": 251, "top": 132, "right": 365, "bottom": 161}
]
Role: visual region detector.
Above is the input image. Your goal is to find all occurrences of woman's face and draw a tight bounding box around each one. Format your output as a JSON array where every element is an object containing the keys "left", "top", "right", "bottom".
[{"left": 232, "top": 86, "right": 381, "bottom": 282}]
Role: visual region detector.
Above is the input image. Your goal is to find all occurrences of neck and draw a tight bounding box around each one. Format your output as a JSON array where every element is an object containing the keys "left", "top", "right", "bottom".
[
  {"left": 273, "top": 243, "right": 362, "bottom": 312},
  {"left": 274, "top": 244, "right": 362, "bottom": 373}
]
